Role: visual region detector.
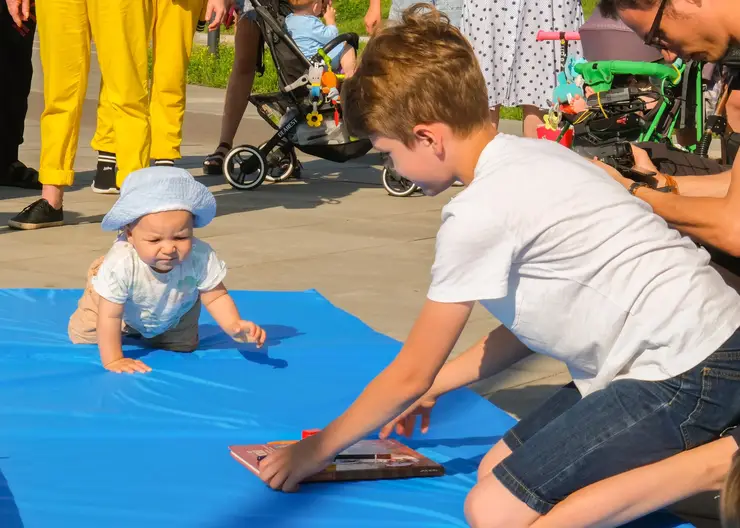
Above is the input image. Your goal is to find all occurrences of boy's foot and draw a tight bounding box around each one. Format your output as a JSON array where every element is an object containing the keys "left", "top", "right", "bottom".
[
  {"left": 91, "top": 152, "right": 119, "bottom": 194},
  {"left": 153, "top": 159, "right": 175, "bottom": 167},
  {"left": 8, "top": 199, "right": 64, "bottom": 230}
]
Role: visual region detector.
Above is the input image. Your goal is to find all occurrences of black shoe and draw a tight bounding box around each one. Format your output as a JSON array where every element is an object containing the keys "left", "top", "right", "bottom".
[
  {"left": 153, "top": 159, "right": 175, "bottom": 167},
  {"left": 8, "top": 199, "right": 64, "bottom": 230},
  {"left": 92, "top": 152, "right": 119, "bottom": 194},
  {"left": 0, "top": 161, "right": 42, "bottom": 190}
]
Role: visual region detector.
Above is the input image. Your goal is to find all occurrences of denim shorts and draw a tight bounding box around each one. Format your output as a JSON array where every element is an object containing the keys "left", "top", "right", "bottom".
[{"left": 493, "top": 326, "right": 740, "bottom": 514}]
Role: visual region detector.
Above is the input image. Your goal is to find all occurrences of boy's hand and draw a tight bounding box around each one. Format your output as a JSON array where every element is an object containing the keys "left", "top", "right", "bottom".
[
  {"left": 379, "top": 394, "right": 437, "bottom": 439},
  {"left": 258, "top": 433, "right": 334, "bottom": 492},
  {"left": 104, "top": 357, "right": 152, "bottom": 374},
  {"left": 229, "top": 320, "right": 266, "bottom": 347},
  {"left": 5, "top": 0, "right": 30, "bottom": 26},
  {"left": 324, "top": 4, "right": 336, "bottom": 26}
]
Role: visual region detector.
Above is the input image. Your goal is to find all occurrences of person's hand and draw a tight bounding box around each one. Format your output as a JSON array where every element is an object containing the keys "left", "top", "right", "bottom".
[
  {"left": 104, "top": 357, "right": 152, "bottom": 374},
  {"left": 258, "top": 433, "right": 334, "bottom": 492},
  {"left": 591, "top": 158, "right": 632, "bottom": 189},
  {"left": 229, "top": 320, "right": 266, "bottom": 348},
  {"left": 324, "top": 3, "right": 336, "bottom": 26},
  {"left": 205, "top": 0, "right": 230, "bottom": 30},
  {"left": 364, "top": 3, "right": 381, "bottom": 35},
  {"left": 6, "top": 0, "right": 30, "bottom": 26},
  {"left": 379, "top": 394, "right": 437, "bottom": 439},
  {"left": 630, "top": 145, "right": 665, "bottom": 185}
]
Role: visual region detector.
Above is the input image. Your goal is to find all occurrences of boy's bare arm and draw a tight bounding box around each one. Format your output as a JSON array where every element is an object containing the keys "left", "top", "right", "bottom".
[
  {"left": 97, "top": 297, "right": 151, "bottom": 374},
  {"left": 531, "top": 436, "right": 737, "bottom": 528},
  {"left": 427, "top": 325, "right": 532, "bottom": 398},
  {"left": 257, "top": 299, "right": 473, "bottom": 491},
  {"left": 201, "top": 283, "right": 266, "bottom": 346}
]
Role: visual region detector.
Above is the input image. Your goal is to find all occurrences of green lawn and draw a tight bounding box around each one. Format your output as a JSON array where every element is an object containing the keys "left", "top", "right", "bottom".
[{"left": 188, "top": 0, "right": 600, "bottom": 119}]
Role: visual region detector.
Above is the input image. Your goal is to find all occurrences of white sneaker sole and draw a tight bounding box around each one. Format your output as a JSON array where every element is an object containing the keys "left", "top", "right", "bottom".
[{"left": 91, "top": 182, "right": 120, "bottom": 195}]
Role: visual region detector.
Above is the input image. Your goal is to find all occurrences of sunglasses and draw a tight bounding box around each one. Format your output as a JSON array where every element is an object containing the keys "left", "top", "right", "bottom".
[{"left": 643, "top": 0, "right": 669, "bottom": 48}]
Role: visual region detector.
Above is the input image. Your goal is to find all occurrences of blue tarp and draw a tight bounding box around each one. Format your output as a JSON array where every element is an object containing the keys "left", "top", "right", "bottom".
[{"left": 0, "top": 289, "right": 693, "bottom": 527}]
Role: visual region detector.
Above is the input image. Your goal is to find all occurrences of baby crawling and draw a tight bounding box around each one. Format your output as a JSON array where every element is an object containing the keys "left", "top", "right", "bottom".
[{"left": 68, "top": 167, "right": 266, "bottom": 373}]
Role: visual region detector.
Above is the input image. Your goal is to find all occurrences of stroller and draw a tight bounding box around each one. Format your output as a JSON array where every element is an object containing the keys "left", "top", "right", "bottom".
[
  {"left": 222, "top": 0, "right": 372, "bottom": 191},
  {"left": 535, "top": 29, "right": 725, "bottom": 179}
]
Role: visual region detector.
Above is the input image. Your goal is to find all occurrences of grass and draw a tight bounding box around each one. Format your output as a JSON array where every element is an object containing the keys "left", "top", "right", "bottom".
[{"left": 188, "top": 0, "right": 600, "bottom": 120}]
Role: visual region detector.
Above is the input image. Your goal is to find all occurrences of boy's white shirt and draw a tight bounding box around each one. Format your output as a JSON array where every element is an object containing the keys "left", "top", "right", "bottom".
[
  {"left": 92, "top": 236, "right": 227, "bottom": 338},
  {"left": 428, "top": 134, "right": 740, "bottom": 396}
]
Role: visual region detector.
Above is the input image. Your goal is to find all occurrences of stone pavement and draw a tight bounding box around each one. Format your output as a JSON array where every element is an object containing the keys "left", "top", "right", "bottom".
[
  {"left": 6, "top": 35, "right": 570, "bottom": 420},
  {"left": 1, "top": 35, "right": 722, "bottom": 528}
]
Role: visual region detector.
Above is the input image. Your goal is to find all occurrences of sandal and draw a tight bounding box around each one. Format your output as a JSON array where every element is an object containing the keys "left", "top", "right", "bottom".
[
  {"left": 0, "top": 161, "right": 42, "bottom": 190},
  {"left": 203, "top": 142, "right": 232, "bottom": 176}
]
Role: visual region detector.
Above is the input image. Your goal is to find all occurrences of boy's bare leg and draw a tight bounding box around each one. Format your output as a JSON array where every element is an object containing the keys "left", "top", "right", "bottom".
[
  {"left": 339, "top": 46, "right": 357, "bottom": 77},
  {"left": 217, "top": 17, "right": 261, "bottom": 150},
  {"left": 522, "top": 105, "right": 545, "bottom": 139},
  {"left": 466, "top": 472, "right": 541, "bottom": 528},
  {"left": 476, "top": 439, "right": 513, "bottom": 482}
]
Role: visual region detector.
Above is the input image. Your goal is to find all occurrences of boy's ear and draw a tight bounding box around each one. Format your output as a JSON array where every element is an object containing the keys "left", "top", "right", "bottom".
[{"left": 412, "top": 123, "right": 445, "bottom": 156}]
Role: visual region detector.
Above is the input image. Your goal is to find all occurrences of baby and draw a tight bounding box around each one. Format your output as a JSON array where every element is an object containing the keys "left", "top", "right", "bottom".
[
  {"left": 68, "top": 167, "right": 266, "bottom": 374},
  {"left": 285, "top": 0, "right": 356, "bottom": 76}
]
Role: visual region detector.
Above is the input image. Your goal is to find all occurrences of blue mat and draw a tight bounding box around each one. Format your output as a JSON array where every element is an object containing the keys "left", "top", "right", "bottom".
[{"left": 0, "top": 289, "right": 693, "bottom": 527}]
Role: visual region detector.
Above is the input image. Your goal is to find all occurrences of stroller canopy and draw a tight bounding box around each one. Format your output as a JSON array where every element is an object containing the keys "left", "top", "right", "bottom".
[{"left": 579, "top": 7, "right": 663, "bottom": 63}]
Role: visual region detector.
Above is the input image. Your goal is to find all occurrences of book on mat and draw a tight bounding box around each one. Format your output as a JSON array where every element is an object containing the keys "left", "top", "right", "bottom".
[{"left": 229, "top": 438, "right": 445, "bottom": 482}]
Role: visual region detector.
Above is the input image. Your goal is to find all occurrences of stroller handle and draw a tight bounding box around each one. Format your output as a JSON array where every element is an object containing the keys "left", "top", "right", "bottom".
[
  {"left": 574, "top": 60, "right": 681, "bottom": 92},
  {"left": 536, "top": 30, "right": 580, "bottom": 41},
  {"left": 311, "top": 32, "right": 361, "bottom": 64}
]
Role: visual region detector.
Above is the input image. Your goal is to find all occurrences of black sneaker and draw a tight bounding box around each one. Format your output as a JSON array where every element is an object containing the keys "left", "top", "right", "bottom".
[
  {"left": 8, "top": 199, "right": 64, "bottom": 230},
  {"left": 92, "top": 152, "right": 119, "bottom": 194},
  {"left": 153, "top": 159, "right": 175, "bottom": 167}
]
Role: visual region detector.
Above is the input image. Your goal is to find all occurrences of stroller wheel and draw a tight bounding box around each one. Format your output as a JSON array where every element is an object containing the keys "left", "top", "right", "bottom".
[
  {"left": 381, "top": 166, "right": 419, "bottom": 197},
  {"left": 259, "top": 142, "right": 298, "bottom": 182},
  {"left": 223, "top": 145, "right": 267, "bottom": 191}
]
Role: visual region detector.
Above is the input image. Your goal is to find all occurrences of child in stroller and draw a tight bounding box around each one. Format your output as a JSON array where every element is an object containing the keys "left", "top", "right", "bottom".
[{"left": 222, "top": 0, "right": 372, "bottom": 191}]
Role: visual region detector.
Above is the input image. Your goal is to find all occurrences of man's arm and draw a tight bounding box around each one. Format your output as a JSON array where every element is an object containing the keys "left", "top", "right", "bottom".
[
  {"left": 603, "top": 156, "right": 740, "bottom": 255},
  {"left": 531, "top": 436, "right": 737, "bottom": 528}
]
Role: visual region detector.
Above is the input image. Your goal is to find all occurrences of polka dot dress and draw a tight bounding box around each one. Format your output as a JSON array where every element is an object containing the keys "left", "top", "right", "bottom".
[{"left": 462, "top": 0, "right": 584, "bottom": 109}]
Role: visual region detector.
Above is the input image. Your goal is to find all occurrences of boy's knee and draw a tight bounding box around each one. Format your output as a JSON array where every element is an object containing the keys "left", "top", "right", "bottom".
[{"left": 465, "top": 482, "right": 506, "bottom": 528}]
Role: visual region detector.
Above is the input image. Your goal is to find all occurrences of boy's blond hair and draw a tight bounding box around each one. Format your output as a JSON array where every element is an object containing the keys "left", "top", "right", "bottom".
[
  {"left": 723, "top": 452, "right": 740, "bottom": 528},
  {"left": 341, "top": 4, "right": 489, "bottom": 146},
  {"left": 288, "top": 0, "right": 317, "bottom": 10}
]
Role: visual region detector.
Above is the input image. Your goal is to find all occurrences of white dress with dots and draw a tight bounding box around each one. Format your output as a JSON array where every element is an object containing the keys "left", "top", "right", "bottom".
[{"left": 462, "top": 0, "right": 584, "bottom": 109}]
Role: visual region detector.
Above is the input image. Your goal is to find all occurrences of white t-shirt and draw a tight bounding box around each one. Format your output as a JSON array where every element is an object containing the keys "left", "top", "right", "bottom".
[
  {"left": 92, "top": 237, "right": 227, "bottom": 338},
  {"left": 428, "top": 134, "right": 740, "bottom": 396}
]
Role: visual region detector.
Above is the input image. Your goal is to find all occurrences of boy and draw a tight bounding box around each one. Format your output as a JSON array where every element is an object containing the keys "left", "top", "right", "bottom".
[
  {"left": 68, "top": 167, "right": 266, "bottom": 374},
  {"left": 285, "top": 0, "right": 356, "bottom": 76},
  {"left": 256, "top": 6, "right": 740, "bottom": 527}
]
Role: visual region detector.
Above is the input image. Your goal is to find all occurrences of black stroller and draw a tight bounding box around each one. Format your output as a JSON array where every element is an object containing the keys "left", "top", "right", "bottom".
[{"left": 222, "top": 0, "right": 373, "bottom": 190}]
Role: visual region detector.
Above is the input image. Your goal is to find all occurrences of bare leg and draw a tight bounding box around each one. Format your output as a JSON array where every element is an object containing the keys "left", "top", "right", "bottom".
[
  {"left": 42, "top": 185, "right": 64, "bottom": 209},
  {"left": 218, "top": 17, "right": 261, "bottom": 147},
  {"left": 464, "top": 439, "right": 540, "bottom": 528},
  {"left": 339, "top": 46, "right": 357, "bottom": 78},
  {"left": 490, "top": 105, "right": 501, "bottom": 131},
  {"left": 522, "top": 105, "right": 545, "bottom": 138}
]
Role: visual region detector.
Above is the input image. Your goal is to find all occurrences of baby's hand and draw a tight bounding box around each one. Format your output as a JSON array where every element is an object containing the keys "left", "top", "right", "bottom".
[
  {"left": 324, "top": 5, "right": 336, "bottom": 25},
  {"left": 230, "top": 320, "right": 266, "bottom": 348},
  {"left": 104, "top": 357, "right": 152, "bottom": 374}
]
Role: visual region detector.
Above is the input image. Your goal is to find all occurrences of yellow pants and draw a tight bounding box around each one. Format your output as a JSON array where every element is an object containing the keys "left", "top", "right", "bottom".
[
  {"left": 92, "top": 0, "right": 206, "bottom": 162},
  {"left": 37, "top": 0, "right": 152, "bottom": 187}
]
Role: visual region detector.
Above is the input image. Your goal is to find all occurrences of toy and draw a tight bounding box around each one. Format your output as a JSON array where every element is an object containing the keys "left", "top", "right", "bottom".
[{"left": 307, "top": 64, "right": 324, "bottom": 127}]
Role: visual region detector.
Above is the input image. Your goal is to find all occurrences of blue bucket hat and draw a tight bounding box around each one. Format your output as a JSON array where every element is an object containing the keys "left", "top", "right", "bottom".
[{"left": 101, "top": 167, "right": 217, "bottom": 231}]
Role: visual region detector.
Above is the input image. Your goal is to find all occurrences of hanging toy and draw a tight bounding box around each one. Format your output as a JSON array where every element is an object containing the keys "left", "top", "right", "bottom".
[
  {"left": 321, "top": 71, "right": 339, "bottom": 95},
  {"left": 306, "top": 65, "right": 324, "bottom": 127}
]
